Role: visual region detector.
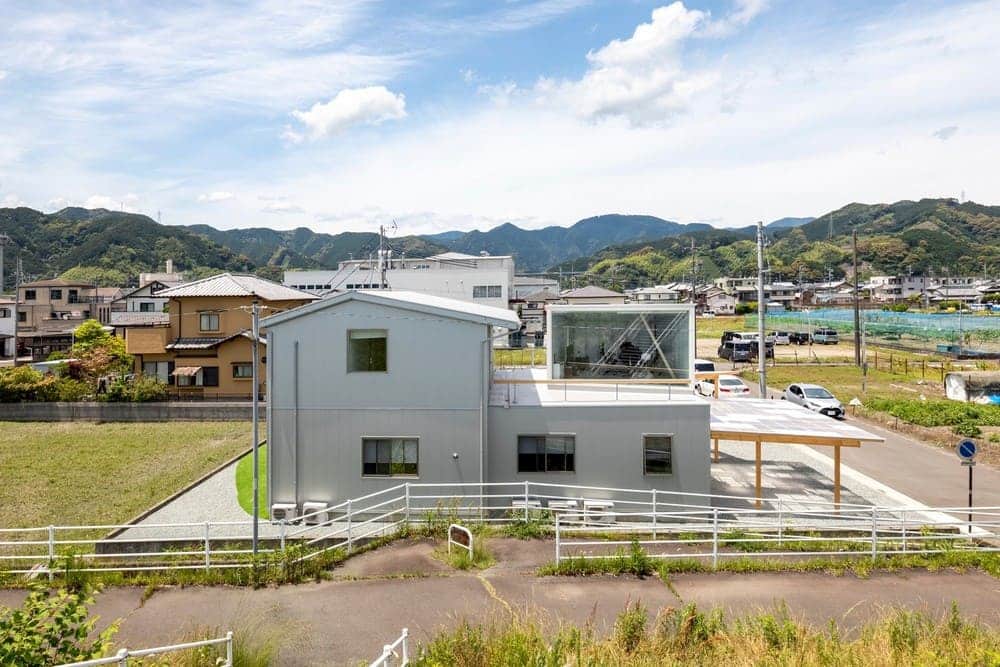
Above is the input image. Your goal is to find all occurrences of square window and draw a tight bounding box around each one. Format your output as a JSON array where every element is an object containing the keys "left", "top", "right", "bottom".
[
  {"left": 139, "top": 302, "right": 155, "bottom": 313},
  {"left": 362, "top": 438, "right": 418, "bottom": 476},
  {"left": 49, "top": 289, "right": 63, "bottom": 300},
  {"left": 643, "top": 435, "right": 672, "bottom": 475},
  {"left": 201, "top": 366, "right": 219, "bottom": 387},
  {"left": 348, "top": 329, "right": 387, "bottom": 372},
  {"left": 24, "top": 289, "right": 36, "bottom": 301},
  {"left": 199, "top": 312, "right": 220, "bottom": 331},
  {"left": 518, "top": 435, "right": 575, "bottom": 473},
  {"left": 232, "top": 363, "right": 253, "bottom": 379}
]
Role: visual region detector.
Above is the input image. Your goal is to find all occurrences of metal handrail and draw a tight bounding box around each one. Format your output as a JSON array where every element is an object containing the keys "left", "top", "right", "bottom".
[{"left": 58, "top": 632, "right": 233, "bottom": 666}]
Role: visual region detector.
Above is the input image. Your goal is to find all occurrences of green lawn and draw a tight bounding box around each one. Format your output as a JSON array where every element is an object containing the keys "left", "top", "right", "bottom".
[
  {"left": 0, "top": 422, "right": 253, "bottom": 528},
  {"left": 494, "top": 347, "right": 546, "bottom": 366},
  {"left": 236, "top": 444, "right": 269, "bottom": 519},
  {"left": 693, "top": 315, "right": 746, "bottom": 341}
]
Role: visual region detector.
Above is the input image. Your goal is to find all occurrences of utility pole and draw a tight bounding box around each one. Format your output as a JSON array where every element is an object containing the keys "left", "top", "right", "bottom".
[
  {"left": 852, "top": 229, "right": 861, "bottom": 367},
  {"left": 756, "top": 221, "right": 767, "bottom": 397},
  {"left": 378, "top": 225, "right": 387, "bottom": 289},
  {"left": 689, "top": 238, "right": 697, "bottom": 304},
  {"left": 251, "top": 300, "right": 261, "bottom": 557}
]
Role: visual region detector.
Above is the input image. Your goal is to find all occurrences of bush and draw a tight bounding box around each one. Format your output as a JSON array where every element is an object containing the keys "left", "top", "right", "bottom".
[
  {"left": 0, "top": 586, "right": 118, "bottom": 666},
  {"left": 129, "top": 375, "right": 169, "bottom": 402},
  {"left": 0, "top": 366, "right": 58, "bottom": 402},
  {"left": 55, "top": 378, "right": 91, "bottom": 401}
]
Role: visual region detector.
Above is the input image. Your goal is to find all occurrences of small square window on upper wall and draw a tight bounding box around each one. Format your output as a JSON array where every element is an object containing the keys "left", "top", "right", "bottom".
[
  {"left": 23, "top": 290, "right": 35, "bottom": 301},
  {"left": 199, "top": 312, "right": 220, "bottom": 331},
  {"left": 348, "top": 329, "right": 387, "bottom": 372}
]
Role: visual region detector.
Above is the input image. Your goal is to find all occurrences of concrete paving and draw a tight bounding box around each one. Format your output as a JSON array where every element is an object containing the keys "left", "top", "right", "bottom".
[{"left": 3, "top": 536, "right": 999, "bottom": 666}]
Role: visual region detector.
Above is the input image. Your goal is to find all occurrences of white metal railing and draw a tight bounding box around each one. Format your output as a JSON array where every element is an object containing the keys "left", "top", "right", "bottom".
[
  {"left": 2, "top": 482, "right": 998, "bottom": 578},
  {"left": 58, "top": 632, "right": 233, "bottom": 666},
  {"left": 553, "top": 505, "right": 1000, "bottom": 567},
  {"left": 370, "top": 628, "right": 409, "bottom": 667}
]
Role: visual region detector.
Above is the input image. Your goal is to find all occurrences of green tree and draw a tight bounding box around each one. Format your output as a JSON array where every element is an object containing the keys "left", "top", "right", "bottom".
[{"left": 71, "top": 320, "right": 132, "bottom": 380}]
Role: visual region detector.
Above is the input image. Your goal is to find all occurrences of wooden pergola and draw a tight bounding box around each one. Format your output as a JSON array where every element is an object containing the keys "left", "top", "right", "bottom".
[{"left": 708, "top": 398, "right": 884, "bottom": 507}]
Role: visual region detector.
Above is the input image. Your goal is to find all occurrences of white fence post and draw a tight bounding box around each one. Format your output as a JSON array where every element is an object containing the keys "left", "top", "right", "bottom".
[
  {"left": 279, "top": 520, "right": 286, "bottom": 551},
  {"left": 777, "top": 499, "right": 783, "bottom": 546},
  {"left": 347, "top": 499, "right": 354, "bottom": 553},
  {"left": 401, "top": 628, "right": 409, "bottom": 664},
  {"left": 651, "top": 489, "right": 657, "bottom": 540},
  {"left": 380, "top": 644, "right": 392, "bottom": 666},
  {"left": 555, "top": 514, "right": 561, "bottom": 563},
  {"left": 871, "top": 506, "right": 878, "bottom": 561},
  {"left": 47, "top": 525, "right": 55, "bottom": 581},
  {"left": 225, "top": 631, "right": 234, "bottom": 667},
  {"left": 404, "top": 483, "right": 411, "bottom": 526},
  {"left": 523, "top": 481, "right": 529, "bottom": 521},
  {"left": 901, "top": 510, "right": 907, "bottom": 553},
  {"left": 116, "top": 647, "right": 128, "bottom": 667},
  {"left": 204, "top": 522, "right": 211, "bottom": 571},
  {"left": 712, "top": 508, "right": 719, "bottom": 569}
]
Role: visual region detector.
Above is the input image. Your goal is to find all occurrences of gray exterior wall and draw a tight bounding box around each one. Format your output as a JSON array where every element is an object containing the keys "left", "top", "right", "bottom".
[
  {"left": 488, "top": 403, "right": 711, "bottom": 502},
  {"left": 267, "top": 299, "right": 491, "bottom": 506},
  {"left": 0, "top": 401, "right": 254, "bottom": 422}
]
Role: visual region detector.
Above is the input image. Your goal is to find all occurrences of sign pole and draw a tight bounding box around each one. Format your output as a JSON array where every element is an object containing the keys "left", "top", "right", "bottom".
[
  {"left": 955, "top": 438, "right": 977, "bottom": 535},
  {"left": 968, "top": 463, "right": 973, "bottom": 535}
]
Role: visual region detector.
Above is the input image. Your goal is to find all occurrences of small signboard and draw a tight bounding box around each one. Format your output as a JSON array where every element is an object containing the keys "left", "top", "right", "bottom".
[
  {"left": 447, "top": 524, "right": 473, "bottom": 557},
  {"left": 956, "top": 438, "right": 978, "bottom": 464}
]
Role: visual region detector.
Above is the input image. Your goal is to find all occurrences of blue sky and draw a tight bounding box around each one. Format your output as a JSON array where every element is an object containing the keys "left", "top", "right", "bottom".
[{"left": 0, "top": 0, "right": 997, "bottom": 234}]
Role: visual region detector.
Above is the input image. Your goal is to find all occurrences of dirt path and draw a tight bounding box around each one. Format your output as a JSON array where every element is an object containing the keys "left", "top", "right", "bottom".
[{"left": 3, "top": 537, "right": 999, "bottom": 666}]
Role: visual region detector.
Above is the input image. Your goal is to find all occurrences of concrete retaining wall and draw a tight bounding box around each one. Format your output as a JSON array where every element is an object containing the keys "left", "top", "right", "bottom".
[{"left": 0, "top": 402, "right": 257, "bottom": 422}]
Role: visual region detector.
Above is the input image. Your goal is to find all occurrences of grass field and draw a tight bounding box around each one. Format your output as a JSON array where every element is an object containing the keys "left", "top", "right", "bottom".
[
  {"left": 0, "top": 422, "right": 252, "bottom": 528},
  {"left": 236, "top": 444, "right": 268, "bottom": 519}
]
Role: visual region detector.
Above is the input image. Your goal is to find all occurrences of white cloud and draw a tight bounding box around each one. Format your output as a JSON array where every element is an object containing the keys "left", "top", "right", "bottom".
[
  {"left": 289, "top": 86, "right": 406, "bottom": 141},
  {"left": 533, "top": 2, "right": 758, "bottom": 125},
  {"left": 0, "top": 70, "right": 7, "bottom": 81},
  {"left": 83, "top": 193, "right": 139, "bottom": 211},
  {"left": 259, "top": 196, "right": 304, "bottom": 215},
  {"left": 933, "top": 125, "right": 959, "bottom": 141},
  {"left": 2, "top": 193, "right": 27, "bottom": 208},
  {"left": 197, "top": 191, "right": 234, "bottom": 202}
]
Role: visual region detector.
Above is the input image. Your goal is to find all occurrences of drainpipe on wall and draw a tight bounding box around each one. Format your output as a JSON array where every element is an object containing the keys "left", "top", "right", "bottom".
[{"left": 481, "top": 326, "right": 514, "bottom": 494}]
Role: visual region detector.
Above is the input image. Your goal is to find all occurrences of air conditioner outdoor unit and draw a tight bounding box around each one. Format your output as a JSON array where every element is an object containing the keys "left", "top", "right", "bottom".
[
  {"left": 301, "top": 501, "right": 331, "bottom": 525},
  {"left": 270, "top": 503, "right": 297, "bottom": 523}
]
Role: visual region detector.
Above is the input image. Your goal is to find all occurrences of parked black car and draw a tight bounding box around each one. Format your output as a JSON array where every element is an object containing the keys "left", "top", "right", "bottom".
[{"left": 788, "top": 331, "right": 811, "bottom": 345}]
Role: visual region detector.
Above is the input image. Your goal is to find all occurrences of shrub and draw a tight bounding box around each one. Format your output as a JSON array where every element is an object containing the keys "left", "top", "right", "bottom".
[
  {"left": 0, "top": 586, "right": 118, "bottom": 666},
  {"left": 129, "top": 375, "right": 169, "bottom": 402},
  {"left": 0, "top": 366, "right": 58, "bottom": 402},
  {"left": 55, "top": 378, "right": 91, "bottom": 401}
]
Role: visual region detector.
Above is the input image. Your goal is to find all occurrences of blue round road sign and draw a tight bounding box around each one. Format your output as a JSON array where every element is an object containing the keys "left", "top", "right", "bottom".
[{"left": 956, "top": 439, "right": 977, "bottom": 461}]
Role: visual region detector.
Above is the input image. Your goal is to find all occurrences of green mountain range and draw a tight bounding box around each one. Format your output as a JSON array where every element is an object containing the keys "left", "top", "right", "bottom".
[
  {"left": 571, "top": 199, "right": 1000, "bottom": 289},
  {"left": 2, "top": 198, "right": 992, "bottom": 290}
]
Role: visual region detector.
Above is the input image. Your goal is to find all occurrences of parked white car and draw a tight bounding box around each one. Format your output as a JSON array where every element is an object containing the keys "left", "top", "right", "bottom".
[
  {"left": 695, "top": 374, "right": 751, "bottom": 397},
  {"left": 769, "top": 331, "right": 791, "bottom": 345},
  {"left": 783, "top": 383, "right": 845, "bottom": 419},
  {"left": 693, "top": 358, "right": 716, "bottom": 374}
]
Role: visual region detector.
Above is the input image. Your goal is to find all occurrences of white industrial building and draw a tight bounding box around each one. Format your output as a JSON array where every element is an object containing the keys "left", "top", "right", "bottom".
[
  {"left": 283, "top": 252, "right": 515, "bottom": 311},
  {"left": 263, "top": 292, "right": 710, "bottom": 511}
]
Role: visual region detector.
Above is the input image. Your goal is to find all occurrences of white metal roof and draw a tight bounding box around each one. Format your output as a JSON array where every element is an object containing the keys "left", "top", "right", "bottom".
[
  {"left": 710, "top": 399, "right": 883, "bottom": 445},
  {"left": 154, "top": 273, "right": 319, "bottom": 301},
  {"left": 262, "top": 289, "right": 521, "bottom": 330},
  {"left": 429, "top": 251, "right": 511, "bottom": 261}
]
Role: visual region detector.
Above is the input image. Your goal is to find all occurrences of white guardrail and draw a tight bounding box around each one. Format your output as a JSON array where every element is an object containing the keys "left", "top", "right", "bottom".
[
  {"left": 1, "top": 482, "right": 998, "bottom": 577},
  {"left": 370, "top": 628, "right": 409, "bottom": 667},
  {"left": 58, "top": 632, "right": 233, "bottom": 666}
]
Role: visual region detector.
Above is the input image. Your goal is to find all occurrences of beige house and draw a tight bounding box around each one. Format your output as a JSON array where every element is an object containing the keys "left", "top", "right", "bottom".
[
  {"left": 15, "top": 279, "right": 107, "bottom": 360},
  {"left": 560, "top": 285, "right": 626, "bottom": 305},
  {"left": 123, "top": 274, "right": 316, "bottom": 398}
]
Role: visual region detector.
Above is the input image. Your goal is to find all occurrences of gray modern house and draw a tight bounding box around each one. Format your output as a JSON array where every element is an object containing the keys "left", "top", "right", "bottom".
[{"left": 263, "top": 291, "right": 710, "bottom": 513}]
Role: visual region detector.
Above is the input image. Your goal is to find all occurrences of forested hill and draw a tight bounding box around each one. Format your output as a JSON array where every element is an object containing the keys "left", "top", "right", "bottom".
[{"left": 564, "top": 199, "right": 1000, "bottom": 288}]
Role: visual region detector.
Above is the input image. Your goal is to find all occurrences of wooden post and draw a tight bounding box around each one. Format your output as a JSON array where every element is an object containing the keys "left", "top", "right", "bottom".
[
  {"left": 754, "top": 439, "right": 762, "bottom": 509},
  {"left": 713, "top": 437, "right": 719, "bottom": 463},
  {"left": 834, "top": 445, "right": 842, "bottom": 509}
]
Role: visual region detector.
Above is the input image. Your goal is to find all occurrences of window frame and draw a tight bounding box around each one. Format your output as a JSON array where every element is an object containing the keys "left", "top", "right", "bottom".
[
  {"left": 199, "top": 311, "right": 221, "bottom": 332},
  {"left": 361, "top": 437, "right": 419, "bottom": 477},
  {"left": 347, "top": 328, "right": 388, "bottom": 373},
  {"left": 23, "top": 289, "right": 36, "bottom": 301},
  {"left": 49, "top": 288, "right": 63, "bottom": 301},
  {"left": 517, "top": 434, "right": 576, "bottom": 473},
  {"left": 231, "top": 362, "right": 254, "bottom": 379},
  {"left": 642, "top": 433, "right": 673, "bottom": 476},
  {"left": 139, "top": 302, "right": 156, "bottom": 313}
]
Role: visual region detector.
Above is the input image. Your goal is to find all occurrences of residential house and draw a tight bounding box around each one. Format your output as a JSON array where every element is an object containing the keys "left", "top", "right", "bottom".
[
  {"left": 0, "top": 298, "right": 13, "bottom": 358},
  {"left": 284, "top": 252, "right": 515, "bottom": 311},
  {"left": 139, "top": 259, "right": 185, "bottom": 286},
  {"left": 15, "top": 279, "right": 103, "bottom": 360},
  {"left": 513, "top": 287, "right": 562, "bottom": 337},
  {"left": 123, "top": 273, "right": 316, "bottom": 397},
  {"left": 512, "top": 276, "right": 560, "bottom": 300},
  {"left": 702, "top": 287, "right": 736, "bottom": 315},
  {"left": 560, "top": 285, "right": 626, "bottom": 305},
  {"left": 109, "top": 280, "right": 178, "bottom": 329},
  {"left": 629, "top": 285, "right": 682, "bottom": 304},
  {"left": 928, "top": 285, "right": 982, "bottom": 306},
  {"left": 713, "top": 277, "right": 796, "bottom": 307},
  {"left": 263, "top": 291, "right": 709, "bottom": 511}
]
